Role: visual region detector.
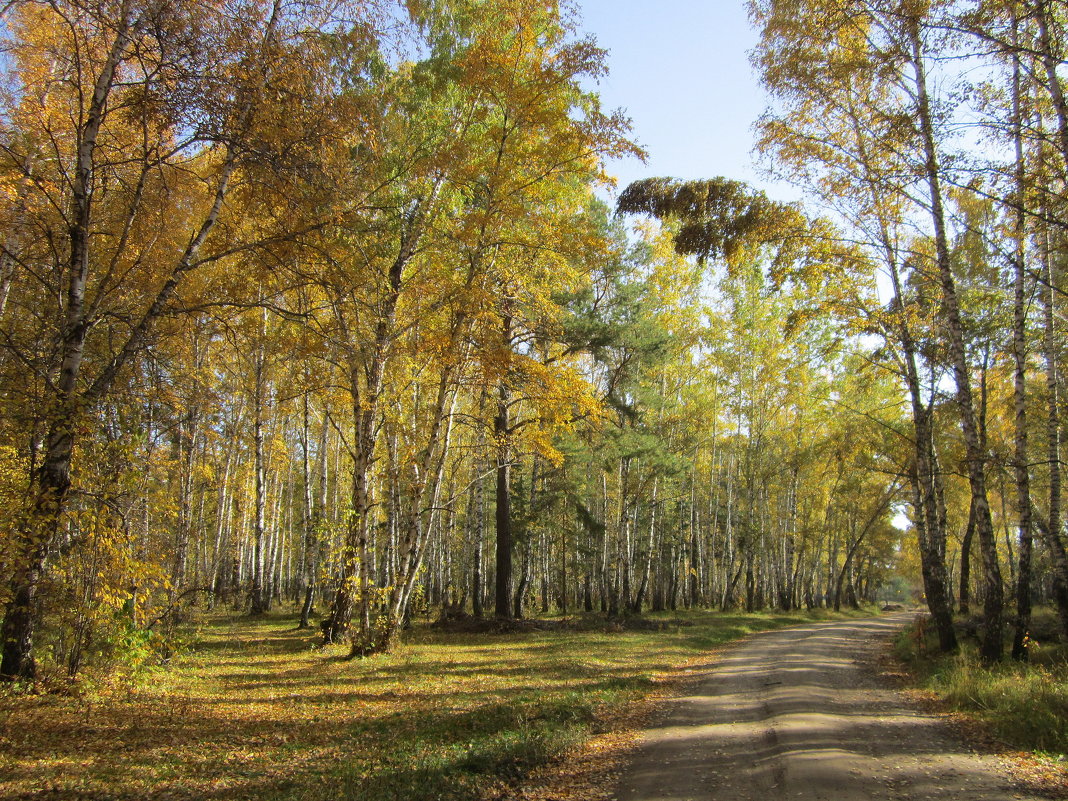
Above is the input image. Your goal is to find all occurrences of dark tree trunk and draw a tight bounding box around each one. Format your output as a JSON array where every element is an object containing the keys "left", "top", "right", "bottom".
[
  {"left": 843, "top": 79, "right": 955, "bottom": 652},
  {"left": 910, "top": 22, "right": 1000, "bottom": 660},
  {"left": 959, "top": 498, "right": 976, "bottom": 615},
  {"left": 513, "top": 541, "right": 530, "bottom": 619}
]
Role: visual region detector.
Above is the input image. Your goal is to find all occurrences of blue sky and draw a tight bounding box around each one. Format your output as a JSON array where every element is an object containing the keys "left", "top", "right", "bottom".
[{"left": 576, "top": 0, "right": 792, "bottom": 200}]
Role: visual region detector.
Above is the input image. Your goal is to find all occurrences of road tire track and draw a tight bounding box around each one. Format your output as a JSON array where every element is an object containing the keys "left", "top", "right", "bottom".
[{"left": 612, "top": 613, "right": 1038, "bottom": 801}]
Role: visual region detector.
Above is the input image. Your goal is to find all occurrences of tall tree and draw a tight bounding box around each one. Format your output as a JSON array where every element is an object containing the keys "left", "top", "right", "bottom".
[{"left": 0, "top": 0, "right": 370, "bottom": 679}]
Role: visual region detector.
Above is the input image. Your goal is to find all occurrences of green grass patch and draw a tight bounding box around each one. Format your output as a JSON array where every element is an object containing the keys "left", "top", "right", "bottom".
[
  {"left": 0, "top": 605, "right": 873, "bottom": 800},
  {"left": 896, "top": 610, "right": 1068, "bottom": 756}
]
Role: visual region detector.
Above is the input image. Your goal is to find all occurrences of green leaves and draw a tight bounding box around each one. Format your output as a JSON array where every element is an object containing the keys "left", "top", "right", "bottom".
[{"left": 617, "top": 177, "right": 794, "bottom": 264}]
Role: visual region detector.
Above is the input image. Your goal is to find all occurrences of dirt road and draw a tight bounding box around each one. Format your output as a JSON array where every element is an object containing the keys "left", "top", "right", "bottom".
[{"left": 613, "top": 614, "right": 1037, "bottom": 801}]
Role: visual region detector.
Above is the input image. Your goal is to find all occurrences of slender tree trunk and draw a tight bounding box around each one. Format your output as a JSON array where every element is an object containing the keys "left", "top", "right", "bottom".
[
  {"left": 633, "top": 478, "right": 658, "bottom": 614},
  {"left": 618, "top": 457, "right": 633, "bottom": 613},
  {"left": 688, "top": 471, "right": 700, "bottom": 607},
  {"left": 473, "top": 448, "right": 486, "bottom": 618},
  {"left": 844, "top": 82, "right": 956, "bottom": 651},
  {"left": 959, "top": 498, "right": 976, "bottom": 615},
  {"left": 1010, "top": 30, "right": 1034, "bottom": 660},
  {"left": 910, "top": 23, "right": 1001, "bottom": 661},
  {"left": 321, "top": 193, "right": 434, "bottom": 644},
  {"left": 494, "top": 312, "right": 514, "bottom": 619},
  {"left": 1033, "top": 0, "right": 1068, "bottom": 181},
  {"left": 513, "top": 542, "right": 531, "bottom": 619},
  {"left": 173, "top": 405, "right": 200, "bottom": 601},
  {"left": 0, "top": 8, "right": 135, "bottom": 681},
  {"left": 1039, "top": 222, "right": 1068, "bottom": 636},
  {"left": 250, "top": 338, "right": 270, "bottom": 615},
  {"left": 298, "top": 393, "right": 318, "bottom": 629},
  {"left": 386, "top": 366, "right": 461, "bottom": 640}
]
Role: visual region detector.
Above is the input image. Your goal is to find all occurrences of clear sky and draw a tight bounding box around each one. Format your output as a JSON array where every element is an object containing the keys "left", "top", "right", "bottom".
[{"left": 575, "top": 0, "right": 791, "bottom": 200}]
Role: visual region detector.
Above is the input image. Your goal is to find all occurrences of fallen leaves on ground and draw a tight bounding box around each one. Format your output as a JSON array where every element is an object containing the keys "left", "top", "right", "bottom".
[{"left": 0, "top": 608, "right": 873, "bottom": 801}]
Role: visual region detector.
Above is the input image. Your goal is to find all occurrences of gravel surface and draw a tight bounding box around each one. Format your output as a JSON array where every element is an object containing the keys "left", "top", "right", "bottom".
[{"left": 612, "top": 613, "right": 1039, "bottom": 801}]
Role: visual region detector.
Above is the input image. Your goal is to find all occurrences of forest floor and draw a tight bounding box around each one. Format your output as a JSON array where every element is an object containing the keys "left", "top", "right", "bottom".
[
  {"left": 521, "top": 613, "right": 1061, "bottom": 801},
  {"left": 0, "top": 606, "right": 871, "bottom": 801}
]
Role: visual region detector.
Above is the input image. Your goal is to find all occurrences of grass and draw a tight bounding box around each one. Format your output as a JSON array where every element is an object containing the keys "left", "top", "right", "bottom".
[
  {"left": 895, "top": 609, "right": 1068, "bottom": 757},
  {"left": 0, "top": 606, "right": 871, "bottom": 801}
]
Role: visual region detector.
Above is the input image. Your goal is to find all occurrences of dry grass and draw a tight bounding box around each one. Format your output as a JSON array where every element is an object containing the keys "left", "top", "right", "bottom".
[
  {"left": 895, "top": 609, "right": 1068, "bottom": 797},
  {"left": 0, "top": 607, "right": 867, "bottom": 801},
  {"left": 896, "top": 609, "right": 1068, "bottom": 756}
]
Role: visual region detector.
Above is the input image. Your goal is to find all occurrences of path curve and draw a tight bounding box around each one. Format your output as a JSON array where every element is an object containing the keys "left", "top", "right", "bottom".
[{"left": 613, "top": 613, "right": 1036, "bottom": 801}]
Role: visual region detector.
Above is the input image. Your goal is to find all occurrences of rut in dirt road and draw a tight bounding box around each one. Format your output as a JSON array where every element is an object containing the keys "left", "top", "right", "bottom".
[{"left": 613, "top": 614, "right": 1037, "bottom": 801}]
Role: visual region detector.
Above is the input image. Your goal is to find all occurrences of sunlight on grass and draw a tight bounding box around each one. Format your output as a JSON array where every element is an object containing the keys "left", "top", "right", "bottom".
[
  {"left": 0, "top": 607, "right": 870, "bottom": 800},
  {"left": 896, "top": 610, "right": 1068, "bottom": 757}
]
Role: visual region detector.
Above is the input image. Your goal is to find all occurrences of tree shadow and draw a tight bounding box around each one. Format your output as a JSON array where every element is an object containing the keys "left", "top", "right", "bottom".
[{"left": 0, "top": 611, "right": 677, "bottom": 801}]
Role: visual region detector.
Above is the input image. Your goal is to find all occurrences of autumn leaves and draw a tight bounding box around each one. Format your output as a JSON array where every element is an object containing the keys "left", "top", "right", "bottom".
[{"left": 0, "top": 0, "right": 635, "bottom": 678}]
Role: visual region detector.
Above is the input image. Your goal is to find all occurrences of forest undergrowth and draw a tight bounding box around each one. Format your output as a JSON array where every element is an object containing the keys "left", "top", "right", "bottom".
[
  {"left": 0, "top": 606, "right": 868, "bottom": 801},
  {"left": 896, "top": 609, "right": 1068, "bottom": 792}
]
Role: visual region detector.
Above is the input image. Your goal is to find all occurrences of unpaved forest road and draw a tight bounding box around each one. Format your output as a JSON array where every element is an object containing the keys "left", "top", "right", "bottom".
[{"left": 613, "top": 614, "right": 1039, "bottom": 801}]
